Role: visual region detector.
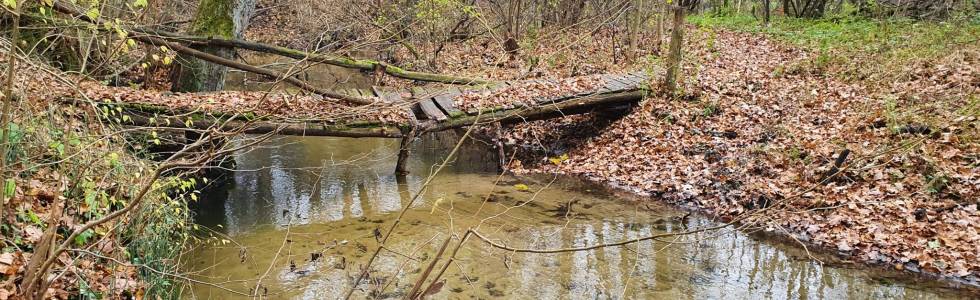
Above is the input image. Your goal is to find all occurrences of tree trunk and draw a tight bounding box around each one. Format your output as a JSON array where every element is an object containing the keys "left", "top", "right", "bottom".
[
  {"left": 663, "top": 6, "right": 685, "bottom": 95},
  {"left": 0, "top": 0, "right": 22, "bottom": 234},
  {"left": 763, "top": 0, "right": 771, "bottom": 24},
  {"left": 172, "top": 0, "right": 256, "bottom": 92}
]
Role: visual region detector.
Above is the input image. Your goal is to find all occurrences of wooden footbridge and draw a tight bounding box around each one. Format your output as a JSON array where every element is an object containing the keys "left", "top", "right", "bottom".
[
  {"left": 106, "top": 71, "right": 651, "bottom": 173},
  {"left": 380, "top": 72, "right": 649, "bottom": 132}
]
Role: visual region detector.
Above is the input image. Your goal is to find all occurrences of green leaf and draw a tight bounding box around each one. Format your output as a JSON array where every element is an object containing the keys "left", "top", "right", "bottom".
[
  {"left": 75, "top": 229, "right": 94, "bottom": 246},
  {"left": 3, "top": 179, "right": 14, "bottom": 198},
  {"left": 133, "top": 0, "right": 148, "bottom": 8},
  {"left": 27, "top": 210, "right": 40, "bottom": 224},
  {"left": 2, "top": 0, "right": 16, "bottom": 9},
  {"left": 85, "top": 7, "right": 100, "bottom": 20},
  {"left": 48, "top": 141, "right": 65, "bottom": 156}
]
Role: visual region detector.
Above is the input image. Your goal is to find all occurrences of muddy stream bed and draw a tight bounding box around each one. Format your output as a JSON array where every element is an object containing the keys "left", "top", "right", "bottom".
[{"left": 182, "top": 58, "right": 977, "bottom": 299}]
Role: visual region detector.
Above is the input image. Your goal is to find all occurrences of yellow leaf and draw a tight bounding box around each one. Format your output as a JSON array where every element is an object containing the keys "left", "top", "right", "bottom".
[
  {"left": 549, "top": 153, "right": 570, "bottom": 165},
  {"left": 514, "top": 183, "right": 530, "bottom": 192}
]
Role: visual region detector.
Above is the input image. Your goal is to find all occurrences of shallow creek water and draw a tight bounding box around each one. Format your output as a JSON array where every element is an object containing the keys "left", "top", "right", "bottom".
[
  {"left": 188, "top": 56, "right": 976, "bottom": 299},
  {"left": 185, "top": 133, "right": 974, "bottom": 300}
]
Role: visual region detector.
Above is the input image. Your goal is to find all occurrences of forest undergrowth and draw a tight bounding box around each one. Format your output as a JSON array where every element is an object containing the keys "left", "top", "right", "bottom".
[{"left": 0, "top": 44, "right": 198, "bottom": 298}]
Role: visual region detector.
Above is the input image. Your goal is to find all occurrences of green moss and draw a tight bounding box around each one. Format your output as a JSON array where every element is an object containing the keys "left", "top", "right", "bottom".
[
  {"left": 688, "top": 13, "right": 980, "bottom": 73},
  {"left": 191, "top": 0, "right": 236, "bottom": 39}
]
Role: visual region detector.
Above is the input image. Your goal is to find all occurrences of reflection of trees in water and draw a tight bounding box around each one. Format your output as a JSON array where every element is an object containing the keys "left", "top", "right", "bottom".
[
  {"left": 518, "top": 227, "right": 563, "bottom": 299},
  {"left": 197, "top": 136, "right": 932, "bottom": 299},
  {"left": 570, "top": 224, "right": 601, "bottom": 299},
  {"left": 200, "top": 133, "right": 499, "bottom": 234},
  {"left": 496, "top": 221, "right": 921, "bottom": 299},
  {"left": 215, "top": 137, "right": 436, "bottom": 234},
  {"left": 601, "top": 222, "right": 625, "bottom": 298}
]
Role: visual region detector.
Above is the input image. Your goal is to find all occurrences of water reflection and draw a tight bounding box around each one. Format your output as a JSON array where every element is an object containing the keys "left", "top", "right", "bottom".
[
  {"left": 188, "top": 135, "right": 975, "bottom": 299},
  {"left": 195, "top": 133, "right": 496, "bottom": 234}
]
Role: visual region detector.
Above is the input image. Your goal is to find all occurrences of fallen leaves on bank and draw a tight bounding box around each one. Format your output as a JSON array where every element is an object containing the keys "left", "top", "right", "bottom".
[
  {"left": 454, "top": 75, "right": 605, "bottom": 112},
  {"left": 508, "top": 28, "right": 979, "bottom": 281}
]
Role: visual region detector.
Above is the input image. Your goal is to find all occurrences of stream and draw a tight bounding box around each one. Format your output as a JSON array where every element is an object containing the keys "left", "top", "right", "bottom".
[{"left": 183, "top": 57, "right": 977, "bottom": 299}]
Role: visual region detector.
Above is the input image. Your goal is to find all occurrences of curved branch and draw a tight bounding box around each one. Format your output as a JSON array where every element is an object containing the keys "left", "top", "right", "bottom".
[
  {"left": 49, "top": 1, "right": 375, "bottom": 105},
  {"left": 157, "top": 33, "right": 492, "bottom": 85}
]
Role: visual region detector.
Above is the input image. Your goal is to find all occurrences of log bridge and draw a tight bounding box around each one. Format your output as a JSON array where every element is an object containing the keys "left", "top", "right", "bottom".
[{"left": 107, "top": 72, "right": 650, "bottom": 173}]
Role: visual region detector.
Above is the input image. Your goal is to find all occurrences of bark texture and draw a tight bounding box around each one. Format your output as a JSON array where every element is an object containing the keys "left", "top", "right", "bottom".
[
  {"left": 172, "top": 0, "right": 257, "bottom": 92},
  {"left": 663, "top": 6, "right": 685, "bottom": 95}
]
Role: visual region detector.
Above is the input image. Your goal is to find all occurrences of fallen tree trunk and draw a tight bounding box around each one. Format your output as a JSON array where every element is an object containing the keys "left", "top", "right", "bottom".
[
  {"left": 154, "top": 32, "right": 492, "bottom": 85},
  {"left": 60, "top": 97, "right": 402, "bottom": 137},
  {"left": 141, "top": 35, "right": 375, "bottom": 105},
  {"left": 73, "top": 89, "right": 646, "bottom": 138},
  {"left": 122, "top": 113, "right": 405, "bottom": 138},
  {"left": 52, "top": 1, "right": 488, "bottom": 86},
  {"left": 424, "top": 90, "right": 647, "bottom": 132},
  {"left": 51, "top": 1, "right": 374, "bottom": 105}
]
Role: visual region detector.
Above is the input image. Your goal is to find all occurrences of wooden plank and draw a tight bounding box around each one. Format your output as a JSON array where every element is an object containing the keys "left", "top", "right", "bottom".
[
  {"left": 598, "top": 74, "right": 624, "bottom": 92},
  {"left": 372, "top": 86, "right": 402, "bottom": 103},
  {"left": 618, "top": 75, "right": 641, "bottom": 89},
  {"left": 602, "top": 78, "right": 627, "bottom": 92},
  {"left": 576, "top": 87, "right": 599, "bottom": 96},
  {"left": 375, "top": 87, "right": 421, "bottom": 126},
  {"left": 610, "top": 74, "right": 635, "bottom": 88},
  {"left": 411, "top": 87, "right": 447, "bottom": 121},
  {"left": 600, "top": 74, "right": 620, "bottom": 84},
  {"left": 370, "top": 86, "right": 387, "bottom": 101},
  {"left": 433, "top": 88, "right": 462, "bottom": 116},
  {"left": 624, "top": 73, "right": 647, "bottom": 86},
  {"left": 420, "top": 100, "right": 447, "bottom": 121},
  {"left": 628, "top": 71, "right": 649, "bottom": 81}
]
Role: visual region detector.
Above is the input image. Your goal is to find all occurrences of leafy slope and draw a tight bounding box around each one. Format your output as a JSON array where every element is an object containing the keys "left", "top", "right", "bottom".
[{"left": 513, "top": 28, "right": 978, "bottom": 281}]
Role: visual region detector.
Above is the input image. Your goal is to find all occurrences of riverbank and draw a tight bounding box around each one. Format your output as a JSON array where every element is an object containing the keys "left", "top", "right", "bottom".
[{"left": 506, "top": 20, "right": 978, "bottom": 284}]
